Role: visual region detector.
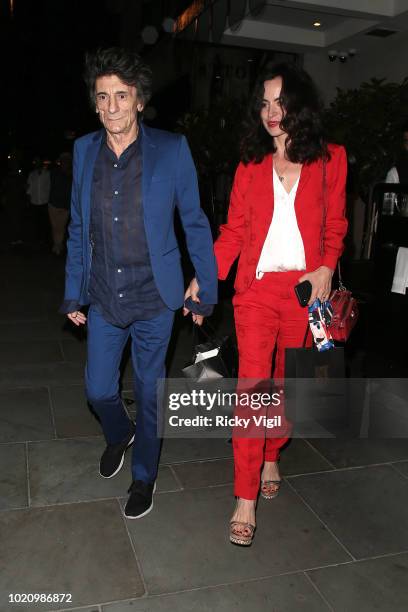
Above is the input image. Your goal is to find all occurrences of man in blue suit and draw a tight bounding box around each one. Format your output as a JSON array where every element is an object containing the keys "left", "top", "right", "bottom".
[{"left": 60, "top": 48, "right": 217, "bottom": 519}]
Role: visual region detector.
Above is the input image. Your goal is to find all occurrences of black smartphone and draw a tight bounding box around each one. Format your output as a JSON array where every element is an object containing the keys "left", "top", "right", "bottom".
[{"left": 294, "top": 280, "right": 312, "bottom": 307}]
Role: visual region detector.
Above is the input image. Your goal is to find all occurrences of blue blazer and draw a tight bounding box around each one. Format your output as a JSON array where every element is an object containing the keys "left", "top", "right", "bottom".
[{"left": 63, "top": 123, "right": 217, "bottom": 311}]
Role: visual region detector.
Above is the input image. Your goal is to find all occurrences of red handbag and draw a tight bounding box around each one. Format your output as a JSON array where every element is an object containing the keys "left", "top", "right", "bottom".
[
  {"left": 328, "top": 268, "right": 359, "bottom": 342},
  {"left": 321, "top": 160, "right": 359, "bottom": 342}
]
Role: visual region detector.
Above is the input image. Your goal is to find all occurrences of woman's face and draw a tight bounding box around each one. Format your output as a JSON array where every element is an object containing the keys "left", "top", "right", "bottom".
[{"left": 260, "top": 77, "right": 286, "bottom": 138}]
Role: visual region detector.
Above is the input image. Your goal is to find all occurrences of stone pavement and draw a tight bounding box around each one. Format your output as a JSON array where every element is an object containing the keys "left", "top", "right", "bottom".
[{"left": 1, "top": 247, "right": 408, "bottom": 612}]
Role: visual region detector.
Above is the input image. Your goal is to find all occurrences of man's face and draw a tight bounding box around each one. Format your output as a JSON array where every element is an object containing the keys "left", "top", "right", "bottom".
[{"left": 95, "top": 74, "right": 144, "bottom": 137}]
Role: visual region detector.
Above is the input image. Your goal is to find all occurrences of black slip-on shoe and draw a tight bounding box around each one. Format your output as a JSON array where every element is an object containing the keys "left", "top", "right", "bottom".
[
  {"left": 124, "top": 480, "right": 157, "bottom": 519},
  {"left": 99, "top": 422, "right": 136, "bottom": 479}
]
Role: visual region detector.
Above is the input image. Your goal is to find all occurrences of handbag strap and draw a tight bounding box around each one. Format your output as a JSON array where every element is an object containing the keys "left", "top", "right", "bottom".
[
  {"left": 192, "top": 318, "right": 217, "bottom": 341},
  {"left": 337, "top": 261, "right": 346, "bottom": 290},
  {"left": 302, "top": 323, "right": 310, "bottom": 348},
  {"left": 320, "top": 154, "right": 345, "bottom": 291},
  {"left": 191, "top": 319, "right": 220, "bottom": 357}
]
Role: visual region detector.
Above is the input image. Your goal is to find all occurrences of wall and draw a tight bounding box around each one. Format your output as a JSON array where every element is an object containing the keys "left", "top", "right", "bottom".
[
  {"left": 303, "top": 29, "right": 408, "bottom": 107},
  {"left": 304, "top": 31, "right": 408, "bottom": 106},
  {"left": 342, "top": 33, "right": 408, "bottom": 89},
  {"left": 303, "top": 51, "right": 342, "bottom": 104}
]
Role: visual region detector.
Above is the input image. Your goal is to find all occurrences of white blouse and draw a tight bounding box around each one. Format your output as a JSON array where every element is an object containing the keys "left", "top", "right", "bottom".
[{"left": 256, "top": 167, "right": 306, "bottom": 279}]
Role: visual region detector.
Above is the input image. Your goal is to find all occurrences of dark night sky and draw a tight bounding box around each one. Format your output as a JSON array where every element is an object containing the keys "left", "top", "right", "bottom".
[
  {"left": 1, "top": 0, "right": 207, "bottom": 164},
  {"left": 2, "top": 0, "right": 123, "bottom": 160}
]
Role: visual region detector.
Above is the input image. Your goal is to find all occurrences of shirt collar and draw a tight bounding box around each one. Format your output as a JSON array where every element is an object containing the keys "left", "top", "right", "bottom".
[{"left": 102, "top": 127, "right": 142, "bottom": 162}]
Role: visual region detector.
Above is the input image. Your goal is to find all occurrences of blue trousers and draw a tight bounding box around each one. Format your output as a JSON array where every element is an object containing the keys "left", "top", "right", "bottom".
[{"left": 85, "top": 305, "right": 174, "bottom": 483}]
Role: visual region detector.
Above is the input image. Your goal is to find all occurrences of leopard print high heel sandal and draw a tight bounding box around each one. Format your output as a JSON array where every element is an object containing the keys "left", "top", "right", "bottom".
[
  {"left": 229, "top": 521, "right": 256, "bottom": 546},
  {"left": 260, "top": 479, "right": 281, "bottom": 500}
]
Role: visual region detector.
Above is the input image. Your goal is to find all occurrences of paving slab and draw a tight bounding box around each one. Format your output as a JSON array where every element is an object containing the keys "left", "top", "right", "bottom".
[
  {"left": 0, "top": 387, "right": 54, "bottom": 442},
  {"left": 306, "top": 438, "right": 408, "bottom": 468},
  {"left": 0, "top": 443, "right": 28, "bottom": 510},
  {"left": 172, "top": 457, "right": 234, "bottom": 489},
  {"left": 28, "top": 438, "right": 180, "bottom": 506},
  {"left": 160, "top": 438, "right": 233, "bottom": 464},
  {"left": 278, "top": 439, "right": 335, "bottom": 475},
  {"left": 0, "top": 340, "right": 63, "bottom": 367},
  {"left": 101, "top": 572, "right": 330, "bottom": 611},
  {"left": 50, "top": 385, "right": 102, "bottom": 438},
  {"left": 123, "top": 484, "right": 350, "bottom": 594},
  {"left": 307, "top": 552, "right": 408, "bottom": 612},
  {"left": 392, "top": 460, "right": 408, "bottom": 478},
  {"left": 0, "top": 500, "right": 144, "bottom": 611},
  {"left": 53, "top": 608, "right": 100, "bottom": 612},
  {"left": 288, "top": 464, "right": 408, "bottom": 559},
  {"left": 0, "top": 320, "right": 67, "bottom": 342},
  {"left": 170, "top": 438, "right": 336, "bottom": 490},
  {"left": 60, "top": 339, "right": 88, "bottom": 363},
  {"left": 0, "top": 362, "right": 85, "bottom": 389},
  {"left": 55, "top": 607, "right": 100, "bottom": 612},
  {"left": 0, "top": 296, "right": 48, "bottom": 322}
]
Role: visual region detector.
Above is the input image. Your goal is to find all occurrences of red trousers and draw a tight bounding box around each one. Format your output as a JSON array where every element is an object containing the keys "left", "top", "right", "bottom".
[{"left": 232, "top": 270, "right": 310, "bottom": 499}]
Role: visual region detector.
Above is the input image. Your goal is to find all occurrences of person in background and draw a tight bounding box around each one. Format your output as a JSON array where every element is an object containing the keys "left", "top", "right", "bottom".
[
  {"left": 48, "top": 152, "right": 72, "bottom": 255},
  {"left": 1, "top": 157, "right": 26, "bottom": 247},
  {"left": 385, "top": 121, "right": 408, "bottom": 185},
  {"left": 383, "top": 122, "right": 408, "bottom": 216},
  {"left": 26, "top": 157, "right": 51, "bottom": 245}
]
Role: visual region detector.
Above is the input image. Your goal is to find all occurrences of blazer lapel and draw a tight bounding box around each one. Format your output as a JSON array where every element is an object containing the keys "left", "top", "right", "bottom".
[
  {"left": 81, "top": 130, "right": 103, "bottom": 232},
  {"left": 296, "top": 164, "right": 312, "bottom": 199},
  {"left": 141, "top": 123, "right": 157, "bottom": 204},
  {"left": 260, "top": 153, "right": 274, "bottom": 232},
  {"left": 293, "top": 163, "right": 312, "bottom": 224}
]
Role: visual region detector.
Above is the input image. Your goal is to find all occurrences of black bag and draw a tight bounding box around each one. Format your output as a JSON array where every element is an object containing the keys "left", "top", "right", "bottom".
[
  {"left": 284, "top": 330, "right": 347, "bottom": 437},
  {"left": 182, "top": 322, "right": 238, "bottom": 381},
  {"left": 284, "top": 345, "right": 345, "bottom": 380}
]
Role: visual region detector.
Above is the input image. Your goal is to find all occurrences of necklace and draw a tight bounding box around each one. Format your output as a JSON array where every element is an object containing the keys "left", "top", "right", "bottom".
[{"left": 273, "top": 157, "right": 289, "bottom": 182}]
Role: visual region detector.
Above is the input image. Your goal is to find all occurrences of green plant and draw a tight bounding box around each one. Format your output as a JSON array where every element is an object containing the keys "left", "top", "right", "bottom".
[
  {"left": 175, "top": 98, "right": 245, "bottom": 178},
  {"left": 324, "top": 77, "right": 408, "bottom": 198}
]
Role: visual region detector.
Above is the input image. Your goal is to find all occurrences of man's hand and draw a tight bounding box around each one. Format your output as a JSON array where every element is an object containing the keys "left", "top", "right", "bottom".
[
  {"left": 67, "top": 311, "right": 87, "bottom": 326},
  {"left": 183, "top": 277, "right": 204, "bottom": 326},
  {"left": 298, "top": 266, "right": 334, "bottom": 306}
]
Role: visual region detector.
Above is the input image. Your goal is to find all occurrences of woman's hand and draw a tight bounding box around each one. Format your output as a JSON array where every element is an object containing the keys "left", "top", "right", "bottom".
[
  {"left": 183, "top": 277, "right": 204, "bottom": 326},
  {"left": 67, "top": 311, "right": 87, "bottom": 326},
  {"left": 298, "top": 266, "right": 334, "bottom": 305}
]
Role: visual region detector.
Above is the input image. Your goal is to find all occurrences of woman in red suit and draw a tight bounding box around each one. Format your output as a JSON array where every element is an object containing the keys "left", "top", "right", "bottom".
[{"left": 186, "top": 63, "right": 347, "bottom": 545}]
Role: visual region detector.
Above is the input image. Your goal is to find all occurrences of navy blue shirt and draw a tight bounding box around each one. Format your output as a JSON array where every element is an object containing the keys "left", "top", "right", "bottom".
[{"left": 88, "top": 132, "right": 166, "bottom": 327}]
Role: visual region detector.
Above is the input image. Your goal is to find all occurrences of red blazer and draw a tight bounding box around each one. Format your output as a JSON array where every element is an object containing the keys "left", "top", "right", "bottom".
[{"left": 214, "top": 144, "right": 348, "bottom": 294}]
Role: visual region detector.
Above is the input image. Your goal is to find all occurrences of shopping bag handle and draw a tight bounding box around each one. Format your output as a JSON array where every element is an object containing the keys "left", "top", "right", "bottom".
[
  {"left": 302, "top": 323, "right": 310, "bottom": 349},
  {"left": 192, "top": 317, "right": 218, "bottom": 341},
  {"left": 190, "top": 318, "right": 223, "bottom": 358}
]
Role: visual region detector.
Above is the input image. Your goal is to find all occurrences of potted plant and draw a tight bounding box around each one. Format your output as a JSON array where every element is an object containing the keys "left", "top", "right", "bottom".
[{"left": 324, "top": 77, "right": 408, "bottom": 199}]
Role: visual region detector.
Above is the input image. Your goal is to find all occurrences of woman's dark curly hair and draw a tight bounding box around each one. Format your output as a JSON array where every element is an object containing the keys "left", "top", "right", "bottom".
[
  {"left": 84, "top": 47, "right": 153, "bottom": 107},
  {"left": 240, "top": 62, "right": 328, "bottom": 165}
]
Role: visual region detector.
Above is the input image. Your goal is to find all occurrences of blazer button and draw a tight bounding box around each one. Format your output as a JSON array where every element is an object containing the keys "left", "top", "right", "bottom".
[
  {"left": 250, "top": 234, "right": 256, "bottom": 242},
  {"left": 250, "top": 258, "right": 257, "bottom": 264}
]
